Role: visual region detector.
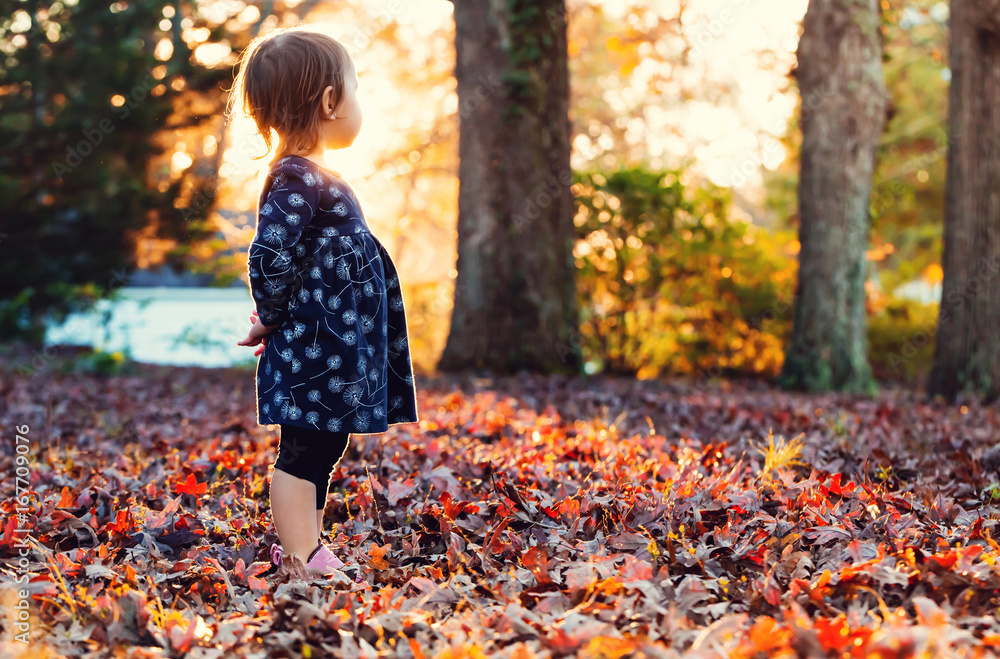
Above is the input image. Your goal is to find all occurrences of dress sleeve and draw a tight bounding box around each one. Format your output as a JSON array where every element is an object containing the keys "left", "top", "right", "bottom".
[{"left": 247, "top": 163, "right": 321, "bottom": 326}]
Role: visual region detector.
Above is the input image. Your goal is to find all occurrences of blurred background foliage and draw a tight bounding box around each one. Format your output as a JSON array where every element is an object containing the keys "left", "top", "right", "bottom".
[
  {"left": 0, "top": 0, "right": 223, "bottom": 340},
  {"left": 572, "top": 166, "right": 795, "bottom": 380},
  {"left": 0, "top": 0, "right": 951, "bottom": 385}
]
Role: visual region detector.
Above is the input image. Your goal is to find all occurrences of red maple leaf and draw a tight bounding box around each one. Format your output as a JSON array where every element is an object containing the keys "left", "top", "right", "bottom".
[{"left": 174, "top": 474, "right": 207, "bottom": 496}]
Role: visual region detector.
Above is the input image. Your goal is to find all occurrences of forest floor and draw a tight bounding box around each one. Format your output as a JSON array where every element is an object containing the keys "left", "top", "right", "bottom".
[{"left": 2, "top": 346, "right": 1000, "bottom": 658}]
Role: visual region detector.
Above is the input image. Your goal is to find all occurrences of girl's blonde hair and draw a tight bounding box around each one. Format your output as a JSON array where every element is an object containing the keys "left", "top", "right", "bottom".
[{"left": 227, "top": 27, "right": 353, "bottom": 161}]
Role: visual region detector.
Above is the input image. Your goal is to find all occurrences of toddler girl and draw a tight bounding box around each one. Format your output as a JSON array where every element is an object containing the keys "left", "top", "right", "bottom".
[{"left": 230, "top": 27, "right": 420, "bottom": 577}]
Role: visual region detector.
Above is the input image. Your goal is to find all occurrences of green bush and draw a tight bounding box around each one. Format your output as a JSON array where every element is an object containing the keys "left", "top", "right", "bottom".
[
  {"left": 867, "top": 295, "right": 938, "bottom": 384},
  {"left": 67, "top": 348, "right": 137, "bottom": 377},
  {"left": 571, "top": 166, "right": 798, "bottom": 379}
]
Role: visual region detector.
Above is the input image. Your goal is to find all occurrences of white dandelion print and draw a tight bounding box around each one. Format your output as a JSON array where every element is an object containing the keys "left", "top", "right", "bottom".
[
  {"left": 263, "top": 279, "right": 285, "bottom": 296},
  {"left": 328, "top": 376, "right": 345, "bottom": 393},
  {"left": 366, "top": 344, "right": 375, "bottom": 357},
  {"left": 323, "top": 227, "right": 338, "bottom": 237},
  {"left": 333, "top": 201, "right": 348, "bottom": 216},
  {"left": 296, "top": 244, "right": 306, "bottom": 256},
  {"left": 353, "top": 411, "right": 371, "bottom": 432},
  {"left": 360, "top": 314, "right": 375, "bottom": 334},
  {"left": 336, "top": 260, "right": 351, "bottom": 281},
  {"left": 390, "top": 295, "right": 404, "bottom": 311},
  {"left": 281, "top": 402, "right": 302, "bottom": 420},
  {"left": 283, "top": 329, "right": 294, "bottom": 342},
  {"left": 261, "top": 202, "right": 273, "bottom": 216},
  {"left": 373, "top": 406, "right": 384, "bottom": 420},
  {"left": 306, "top": 411, "right": 320, "bottom": 425},
  {"left": 271, "top": 251, "right": 291, "bottom": 269},
  {"left": 303, "top": 172, "right": 317, "bottom": 186},
  {"left": 307, "top": 390, "right": 323, "bottom": 403},
  {"left": 363, "top": 282, "right": 375, "bottom": 297},
  {"left": 390, "top": 395, "right": 403, "bottom": 410},
  {"left": 327, "top": 294, "right": 341, "bottom": 310},
  {"left": 369, "top": 368, "right": 378, "bottom": 382},
  {"left": 387, "top": 274, "right": 399, "bottom": 289},
  {"left": 343, "top": 330, "right": 357, "bottom": 346},
  {"left": 327, "top": 354, "right": 342, "bottom": 370},
  {"left": 305, "top": 343, "right": 322, "bottom": 359},
  {"left": 273, "top": 390, "right": 286, "bottom": 405},
  {"left": 310, "top": 266, "right": 322, "bottom": 280},
  {"left": 343, "top": 384, "right": 363, "bottom": 407},
  {"left": 280, "top": 348, "right": 294, "bottom": 362},
  {"left": 262, "top": 403, "right": 270, "bottom": 415},
  {"left": 342, "top": 309, "right": 357, "bottom": 325},
  {"left": 323, "top": 253, "right": 336, "bottom": 268},
  {"left": 327, "top": 417, "right": 342, "bottom": 432},
  {"left": 291, "top": 359, "right": 302, "bottom": 373},
  {"left": 292, "top": 322, "right": 306, "bottom": 338},
  {"left": 263, "top": 224, "right": 287, "bottom": 244},
  {"left": 298, "top": 288, "right": 311, "bottom": 303},
  {"left": 288, "top": 192, "right": 306, "bottom": 207},
  {"left": 312, "top": 288, "right": 323, "bottom": 302},
  {"left": 286, "top": 212, "right": 301, "bottom": 226}
]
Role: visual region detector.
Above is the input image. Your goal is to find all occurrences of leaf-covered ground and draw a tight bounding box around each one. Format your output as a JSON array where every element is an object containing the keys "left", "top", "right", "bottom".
[{"left": 3, "top": 348, "right": 1000, "bottom": 658}]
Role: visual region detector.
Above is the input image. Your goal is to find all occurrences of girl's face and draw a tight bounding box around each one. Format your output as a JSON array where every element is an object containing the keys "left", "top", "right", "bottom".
[{"left": 320, "top": 62, "right": 362, "bottom": 150}]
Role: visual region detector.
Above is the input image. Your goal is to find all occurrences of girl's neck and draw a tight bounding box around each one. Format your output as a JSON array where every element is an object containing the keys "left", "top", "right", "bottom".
[{"left": 277, "top": 151, "right": 345, "bottom": 180}]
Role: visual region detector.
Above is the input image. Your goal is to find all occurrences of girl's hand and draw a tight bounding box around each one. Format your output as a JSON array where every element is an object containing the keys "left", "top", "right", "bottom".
[{"left": 237, "top": 311, "right": 280, "bottom": 356}]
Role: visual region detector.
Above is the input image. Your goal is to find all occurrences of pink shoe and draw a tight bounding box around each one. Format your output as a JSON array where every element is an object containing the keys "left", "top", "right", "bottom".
[
  {"left": 270, "top": 543, "right": 284, "bottom": 567},
  {"left": 304, "top": 544, "right": 345, "bottom": 576}
]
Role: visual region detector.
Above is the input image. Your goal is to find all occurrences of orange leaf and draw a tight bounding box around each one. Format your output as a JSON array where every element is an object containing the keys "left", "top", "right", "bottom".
[
  {"left": 815, "top": 615, "right": 852, "bottom": 652},
  {"left": 579, "top": 635, "right": 635, "bottom": 659},
  {"left": 522, "top": 546, "right": 552, "bottom": 584},
  {"left": 748, "top": 617, "right": 790, "bottom": 653},
  {"left": 58, "top": 486, "right": 75, "bottom": 507},
  {"left": 175, "top": 474, "right": 207, "bottom": 496},
  {"left": 368, "top": 543, "right": 391, "bottom": 571},
  {"left": 102, "top": 509, "right": 133, "bottom": 535},
  {"left": 247, "top": 575, "right": 268, "bottom": 590},
  {"left": 440, "top": 492, "right": 478, "bottom": 519}
]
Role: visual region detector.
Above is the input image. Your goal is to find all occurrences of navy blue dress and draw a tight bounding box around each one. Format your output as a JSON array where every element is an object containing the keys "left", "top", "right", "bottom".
[{"left": 247, "top": 155, "right": 419, "bottom": 433}]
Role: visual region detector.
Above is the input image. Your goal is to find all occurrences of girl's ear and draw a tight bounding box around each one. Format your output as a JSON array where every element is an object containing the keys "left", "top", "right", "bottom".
[{"left": 321, "top": 86, "right": 337, "bottom": 119}]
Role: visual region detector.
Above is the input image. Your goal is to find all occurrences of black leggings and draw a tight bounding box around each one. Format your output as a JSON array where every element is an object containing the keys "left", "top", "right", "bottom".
[{"left": 274, "top": 424, "right": 351, "bottom": 510}]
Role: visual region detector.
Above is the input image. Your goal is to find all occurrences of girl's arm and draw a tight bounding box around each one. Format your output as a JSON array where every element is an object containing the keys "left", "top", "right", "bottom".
[{"left": 247, "top": 162, "right": 321, "bottom": 327}]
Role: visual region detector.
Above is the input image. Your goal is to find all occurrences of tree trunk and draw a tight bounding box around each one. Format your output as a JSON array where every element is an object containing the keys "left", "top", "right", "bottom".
[
  {"left": 929, "top": 1, "right": 1000, "bottom": 403},
  {"left": 438, "top": 0, "right": 581, "bottom": 374},
  {"left": 780, "top": 0, "right": 889, "bottom": 393}
]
